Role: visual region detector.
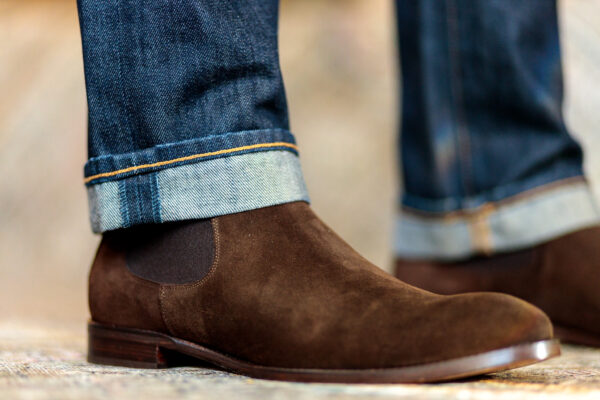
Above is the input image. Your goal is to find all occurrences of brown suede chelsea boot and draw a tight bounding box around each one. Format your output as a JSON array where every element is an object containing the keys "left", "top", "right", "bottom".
[
  {"left": 88, "top": 201, "right": 558, "bottom": 383},
  {"left": 395, "top": 226, "right": 600, "bottom": 348}
]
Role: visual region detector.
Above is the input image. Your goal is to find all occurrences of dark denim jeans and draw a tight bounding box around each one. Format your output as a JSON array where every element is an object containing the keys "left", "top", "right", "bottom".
[
  {"left": 78, "top": 0, "right": 308, "bottom": 232},
  {"left": 77, "top": 0, "right": 599, "bottom": 259},
  {"left": 397, "top": 0, "right": 583, "bottom": 212},
  {"left": 394, "top": 0, "right": 598, "bottom": 259}
]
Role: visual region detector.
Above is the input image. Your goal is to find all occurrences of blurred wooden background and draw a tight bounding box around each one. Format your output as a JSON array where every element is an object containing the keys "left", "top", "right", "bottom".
[{"left": 0, "top": 0, "right": 599, "bottom": 327}]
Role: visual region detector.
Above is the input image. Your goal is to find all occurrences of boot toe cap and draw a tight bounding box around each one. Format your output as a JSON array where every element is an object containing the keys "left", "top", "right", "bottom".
[{"left": 427, "top": 292, "right": 553, "bottom": 361}]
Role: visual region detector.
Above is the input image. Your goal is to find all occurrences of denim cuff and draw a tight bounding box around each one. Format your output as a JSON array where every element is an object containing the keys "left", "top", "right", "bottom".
[
  {"left": 85, "top": 129, "right": 309, "bottom": 233},
  {"left": 395, "top": 178, "right": 600, "bottom": 261}
]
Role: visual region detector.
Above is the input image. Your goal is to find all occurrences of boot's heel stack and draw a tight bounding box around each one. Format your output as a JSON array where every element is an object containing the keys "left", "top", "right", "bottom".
[{"left": 87, "top": 322, "right": 175, "bottom": 368}]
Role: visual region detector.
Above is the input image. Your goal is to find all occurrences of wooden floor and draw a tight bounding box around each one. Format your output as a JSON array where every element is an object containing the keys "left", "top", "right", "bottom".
[{"left": 1, "top": 0, "right": 600, "bottom": 398}]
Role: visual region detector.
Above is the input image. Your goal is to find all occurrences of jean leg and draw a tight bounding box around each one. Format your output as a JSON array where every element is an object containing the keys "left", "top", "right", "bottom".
[
  {"left": 395, "top": 0, "right": 599, "bottom": 259},
  {"left": 77, "top": 0, "right": 308, "bottom": 232}
]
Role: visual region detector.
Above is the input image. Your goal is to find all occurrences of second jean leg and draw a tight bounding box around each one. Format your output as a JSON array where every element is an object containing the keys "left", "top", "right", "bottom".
[{"left": 395, "top": 0, "right": 598, "bottom": 259}]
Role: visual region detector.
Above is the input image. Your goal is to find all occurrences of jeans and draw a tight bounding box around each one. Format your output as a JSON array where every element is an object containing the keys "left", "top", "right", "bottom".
[
  {"left": 77, "top": 0, "right": 600, "bottom": 259},
  {"left": 394, "top": 0, "right": 599, "bottom": 259},
  {"left": 78, "top": 0, "right": 308, "bottom": 232}
]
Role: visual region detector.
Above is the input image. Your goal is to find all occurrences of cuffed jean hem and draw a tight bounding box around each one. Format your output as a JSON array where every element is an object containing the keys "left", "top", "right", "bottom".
[
  {"left": 87, "top": 150, "right": 309, "bottom": 233},
  {"left": 84, "top": 129, "right": 298, "bottom": 186},
  {"left": 394, "top": 177, "right": 600, "bottom": 261}
]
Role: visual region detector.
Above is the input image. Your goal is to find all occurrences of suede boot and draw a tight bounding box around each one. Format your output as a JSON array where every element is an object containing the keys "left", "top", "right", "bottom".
[
  {"left": 88, "top": 201, "right": 558, "bottom": 383},
  {"left": 396, "top": 226, "right": 600, "bottom": 347}
]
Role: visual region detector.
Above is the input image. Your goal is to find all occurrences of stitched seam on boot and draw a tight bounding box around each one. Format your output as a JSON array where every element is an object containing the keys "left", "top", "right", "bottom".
[
  {"left": 159, "top": 218, "right": 221, "bottom": 338},
  {"left": 158, "top": 285, "right": 174, "bottom": 336}
]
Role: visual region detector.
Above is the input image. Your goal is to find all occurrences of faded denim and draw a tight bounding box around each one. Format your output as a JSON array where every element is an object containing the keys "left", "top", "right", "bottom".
[
  {"left": 77, "top": 0, "right": 309, "bottom": 232},
  {"left": 78, "top": 0, "right": 599, "bottom": 257},
  {"left": 394, "top": 0, "right": 599, "bottom": 259}
]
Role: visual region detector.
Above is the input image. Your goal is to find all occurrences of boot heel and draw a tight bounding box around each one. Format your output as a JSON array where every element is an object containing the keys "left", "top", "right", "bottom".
[{"left": 87, "top": 322, "right": 174, "bottom": 368}]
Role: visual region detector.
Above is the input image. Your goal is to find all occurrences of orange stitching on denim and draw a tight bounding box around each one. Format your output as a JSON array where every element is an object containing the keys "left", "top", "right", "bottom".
[
  {"left": 470, "top": 203, "right": 495, "bottom": 255},
  {"left": 84, "top": 142, "right": 298, "bottom": 184}
]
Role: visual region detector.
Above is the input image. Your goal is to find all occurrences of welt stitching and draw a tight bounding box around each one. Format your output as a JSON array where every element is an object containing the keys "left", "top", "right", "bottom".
[{"left": 84, "top": 142, "right": 298, "bottom": 184}]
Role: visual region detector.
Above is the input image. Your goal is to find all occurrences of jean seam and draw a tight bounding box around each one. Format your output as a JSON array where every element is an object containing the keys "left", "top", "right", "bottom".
[
  {"left": 86, "top": 128, "right": 294, "bottom": 163},
  {"left": 402, "top": 176, "right": 585, "bottom": 217},
  {"left": 127, "top": 178, "right": 140, "bottom": 227},
  {"left": 85, "top": 142, "right": 298, "bottom": 185},
  {"left": 446, "top": 0, "right": 474, "bottom": 199},
  {"left": 115, "top": 1, "right": 135, "bottom": 151},
  {"left": 88, "top": 151, "right": 309, "bottom": 233},
  {"left": 468, "top": 203, "right": 495, "bottom": 254},
  {"left": 150, "top": 172, "right": 162, "bottom": 224},
  {"left": 395, "top": 183, "right": 599, "bottom": 260},
  {"left": 118, "top": 180, "right": 130, "bottom": 228},
  {"left": 402, "top": 172, "right": 585, "bottom": 215}
]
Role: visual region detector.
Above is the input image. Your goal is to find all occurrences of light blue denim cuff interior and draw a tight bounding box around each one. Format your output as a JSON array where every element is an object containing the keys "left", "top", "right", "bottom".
[
  {"left": 395, "top": 179, "right": 600, "bottom": 261},
  {"left": 87, "top": 150, "right": 309, "bottom": 233}
]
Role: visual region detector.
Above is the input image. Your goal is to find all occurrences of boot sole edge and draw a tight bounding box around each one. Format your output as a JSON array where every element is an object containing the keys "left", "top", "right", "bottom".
[{"left": 87, "top": 321, "right": 560, "bottom": 383}]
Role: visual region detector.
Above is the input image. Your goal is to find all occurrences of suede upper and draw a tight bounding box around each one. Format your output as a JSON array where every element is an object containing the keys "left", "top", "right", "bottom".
[
  {"left": 396, "top": 226, "right": 600, "bottom": 338},
  {"left": 90, "top": 201, "right": 552, "bottom": 369}
]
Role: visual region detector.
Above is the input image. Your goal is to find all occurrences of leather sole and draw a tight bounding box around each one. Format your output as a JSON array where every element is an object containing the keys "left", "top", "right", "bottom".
[{"left": 87, "top": 321, "right": 560, "bottom": 383}]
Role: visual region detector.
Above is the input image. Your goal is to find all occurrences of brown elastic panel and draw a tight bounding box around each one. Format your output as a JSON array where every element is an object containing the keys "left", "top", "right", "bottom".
[{"left": 107, "top": 219, "right": 215, "bottom": 284}]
